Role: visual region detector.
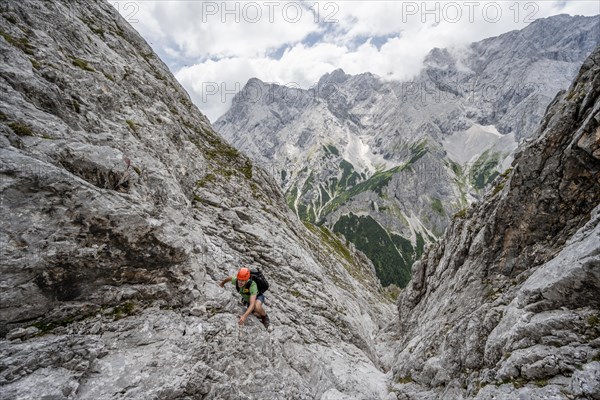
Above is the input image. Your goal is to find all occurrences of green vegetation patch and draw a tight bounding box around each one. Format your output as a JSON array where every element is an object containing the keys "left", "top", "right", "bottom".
[
  {"left": 297, "top": 203, "right": 316, "bottom": 223},
  {"left": 470, "top": 150, "right": 501, "bottom": 190},
  {"left": 91, "top": 27, "right": 105, "bottom": 37},
  {"left": 323, "top": 141, "right": 428, "bottom": 216},
  {"left": 500, "top": 167, "right": 513, "bottom": 180},
  {"left": 286, "top": 186, "right": 298, "bottom": 213},
  {"left": 196, "top": 173, "right": 216, "bottom": 187},
  {"left": 409, "top": 139, "right": 429, "bottom": 164},
  {"left": 125, "top": 119, "right": 138, "bottom": 133},
  {"left": 4, "top": 15, "right": 18, "bottom": 24},
  {"left": 333, "top": 213, "right": 411, "bottom": 287},
  {"left": 33, "top": 318, "right": 75, "bottom": 333},
  {"left": 303, "top": 221, "right": 381, "bottom": 290},
  {"left": 72, "top": 98, "right": 81, "bottom": 113},
  {"left": 240, "top": 160, "right": 253, "bottom": 179},
  {"left": 304, "top": 221, "right": 346, "bottom": 262},
  {"left": 492, "top": 182, "right": 505, "bottom": 196},
  {"left": 491, "top": 167, "right": 513, "bottom": 196},
  {"left": 180, "top": 97, "right": 194, "bottom": 109},
  {"left": 323, "top": 164, "right": 403, "bottom": 215},
  {"left": 141, "top": 52, "right": 154, "bottom": 62},
  {"left": 8, "top": 122, "right": 34, "bottom": 136},
  {"left": 449, "top": 160, "right": 462, "bottom": 176},
  {"left": 416, "top": 232, "right": 425, "bottom": 255},
  {"left": 0, "top": 29, "right": 34, "bottom": 55},
  {"left": 29, "top": 58, "right": 41, "bottom": 69},
  {"left": 431, "top": 197, "right": 445, "bottom": 216},
  {"left": 102, "top": 71, "right": 115, "bottom": 82},
  {"left": 318, "top": 224, "right": 353, "bottom": 264},
  {"left": 71, "top": 57, "right": 95, "bottom": 72},
  {"left": 339, "top": 160, "right": 361, "bottom": 189},
  {"left": 185, "top": 121, "right": 251, "bottom": 180},
  {"left": 32, "top": 302, "right": 136, "bottom": 334},
  {"left": 80, "top": 16, "right": 105, "bottom": 38},
  {"left": 397, "top": 373, "right": 414, "bottom": 384},
  {"left": 301, "top": 172, "right": 314, "bottom": 197},
  {"left": 323, "top": 144, "right": 340, "bottom": 156},
  {"left": 110, "top": 302, "right": 136, "bottom": 320},
  {"left": 453, "top": 208, "right": 468, "bottom": 220},
  {"left": 320, "top": 184, "right": 331, "bottom": 204},
  {"left": 205, "top": 139, "right": 239, "bottom": 163},
  {"left": 391, "top": 232, "right": 425, "bottom": 280}
]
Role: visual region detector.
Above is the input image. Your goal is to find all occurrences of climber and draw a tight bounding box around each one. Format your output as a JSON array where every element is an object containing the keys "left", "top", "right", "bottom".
[{"left": 219, "top": 267, "right": 270, "bottom": 329}]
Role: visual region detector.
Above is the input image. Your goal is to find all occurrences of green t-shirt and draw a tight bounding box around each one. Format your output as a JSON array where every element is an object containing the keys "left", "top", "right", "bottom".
[{"left": 231, "top": 277, "right": 258, "bottom": 302}]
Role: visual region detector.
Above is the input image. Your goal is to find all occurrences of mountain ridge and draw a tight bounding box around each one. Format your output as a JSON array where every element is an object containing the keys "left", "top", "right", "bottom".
[{"left": 215, "top": 13, "right": 599, "bottom": 287}]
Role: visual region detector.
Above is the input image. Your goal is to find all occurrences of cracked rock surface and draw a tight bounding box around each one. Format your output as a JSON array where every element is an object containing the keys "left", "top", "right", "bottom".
[
  {"left": 0, "top": 1, "right": 395, "bottom": 399},
  {"left": 391, "top": 47, "right": 600, "bottom": 399}
]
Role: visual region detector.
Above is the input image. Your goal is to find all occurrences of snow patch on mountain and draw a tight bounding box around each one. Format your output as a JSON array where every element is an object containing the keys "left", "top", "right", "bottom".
[
  {"left": 406, "top": 211, "right": 435, "bottom": 246},
  {"left": 344, "top": 132, "right": 395, "bottom": 174},
  {"left": 492, "top": 132, "right": 519, "bottom": 171},
  {"left": 443, "top": 124, "right": 502, "bottom": 164}
]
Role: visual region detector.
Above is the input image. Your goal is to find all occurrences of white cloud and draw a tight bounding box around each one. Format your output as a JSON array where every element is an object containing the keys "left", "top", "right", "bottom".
[
  {"left": 113, "top": 1, "right": 599, "bottom": 122},
  {"left": 116, "top": 1, "right": 320, "bottom": 60},
  {"left": 175, "top": 43, "right": 350, "bottom": 120}
]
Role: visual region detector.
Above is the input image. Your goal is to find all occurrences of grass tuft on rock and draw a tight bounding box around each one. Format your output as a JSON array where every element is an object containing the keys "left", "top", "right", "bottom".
[
  {"left": 8, "top": 122, "right": 34, "bottom": 136},
  {"left": 0, "top": 29, "right": 34, "bottom": 55},
  {"left": 71, "top": 57, "right": 95, "bottom": 72}
]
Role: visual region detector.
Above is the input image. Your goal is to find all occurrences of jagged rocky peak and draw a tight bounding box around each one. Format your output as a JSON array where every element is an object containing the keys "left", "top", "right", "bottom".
[
  {"left": 230, "top": 76, "right": 313, "bottom": 118},
  {"left": 423, "top": 47, "right": 457, "bottom": 68},
  {"left": 0, "top": 1, "right": 397, "bottom": 399},
  {"left": 230, "top": 77, "right": 267, "bottom": 106},
  {"left": 391, "top": 46, "right": 600, "bottom": 399},
  {"left": 318, "top": 68, "right": 350, "bottom": 86},
  {"left": 318, "top": 69, "right": 382, "bottom": 100},
  {"left": 246, "top": 76, "right": 265, "bottom": 86}
]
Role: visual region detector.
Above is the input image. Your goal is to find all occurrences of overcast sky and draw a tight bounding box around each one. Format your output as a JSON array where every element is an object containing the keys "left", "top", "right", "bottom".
[{"left": 113, "top": 1, "right": 599, "bottom": 122}]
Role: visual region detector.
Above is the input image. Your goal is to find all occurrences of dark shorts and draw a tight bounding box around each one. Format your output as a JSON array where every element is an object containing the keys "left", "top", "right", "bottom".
[{"left": 242, "top": 293, "right": 265, "bottom": 306}]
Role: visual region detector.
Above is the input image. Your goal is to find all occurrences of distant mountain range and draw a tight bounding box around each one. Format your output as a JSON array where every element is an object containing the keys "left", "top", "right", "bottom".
[{"left": 215, "top": 14, "right": 600, "bottom": 286}]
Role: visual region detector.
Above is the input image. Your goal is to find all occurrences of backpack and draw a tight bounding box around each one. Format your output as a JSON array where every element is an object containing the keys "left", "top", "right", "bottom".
[{"left": 247, "top": 268, "right": 269, "bottom": 294}]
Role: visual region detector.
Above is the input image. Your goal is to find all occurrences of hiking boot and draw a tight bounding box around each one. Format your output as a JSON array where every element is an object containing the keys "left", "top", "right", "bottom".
[{"left": 260, "top": 314, "right": 270, "bottom": 329}]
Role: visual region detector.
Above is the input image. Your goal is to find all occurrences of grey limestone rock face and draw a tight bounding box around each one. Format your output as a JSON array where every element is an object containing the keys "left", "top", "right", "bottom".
[
  {"left": 391, "top": 46, "right": 600, "bottom": 399},
  {"left": 1, "top": 1, "right": 598, "bottom": 398},
  {"left": 0, "top": 1, "right": 396, "bottom": 399}
]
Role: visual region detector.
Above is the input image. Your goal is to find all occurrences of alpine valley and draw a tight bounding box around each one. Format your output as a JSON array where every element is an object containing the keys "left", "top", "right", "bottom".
[{"left": 215, "top": 14, "right": 600, "bottom": 287}]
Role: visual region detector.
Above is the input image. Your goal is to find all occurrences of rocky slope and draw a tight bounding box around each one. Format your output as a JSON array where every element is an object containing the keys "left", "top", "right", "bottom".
[
  {"left": 0, "top": 2, "right": 397, "bottom": 399},
  {"left": 214, "top": 15, "right": 600, "bottom": 288},
  {"left": 390, "top": 45, "right": 600, "bottom": 399}
]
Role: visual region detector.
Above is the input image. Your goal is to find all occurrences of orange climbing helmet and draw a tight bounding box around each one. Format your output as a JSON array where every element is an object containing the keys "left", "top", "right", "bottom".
[{"left": 237, "top": 267, "right": 251, "bottom": 281}]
